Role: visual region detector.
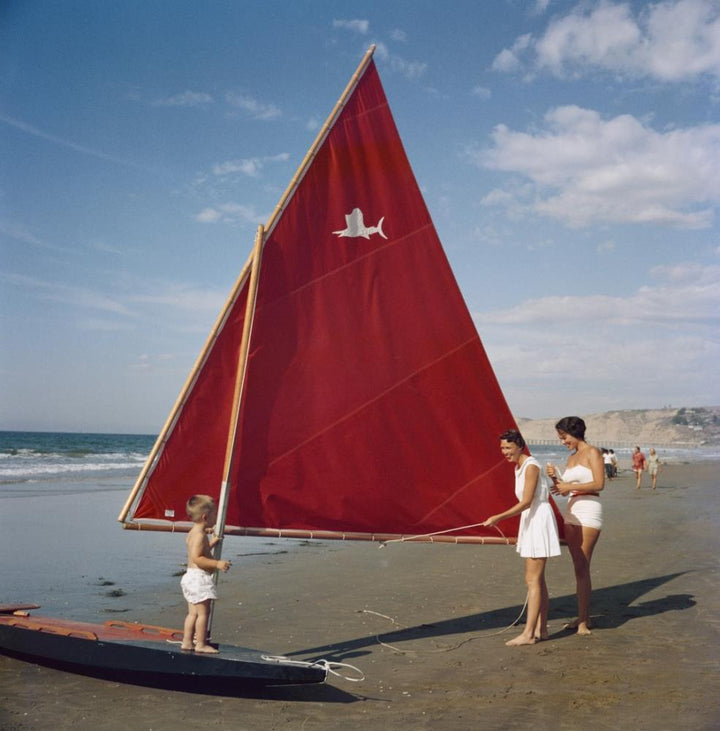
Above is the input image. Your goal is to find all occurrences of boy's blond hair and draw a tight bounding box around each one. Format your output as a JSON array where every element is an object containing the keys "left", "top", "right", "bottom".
[{"left": 185, "top": 494, "right": 216, "bottom": 522}]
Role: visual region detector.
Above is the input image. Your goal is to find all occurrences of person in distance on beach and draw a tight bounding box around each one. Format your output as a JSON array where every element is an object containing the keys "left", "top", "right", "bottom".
[
  {"left": 647, "top": 448, "right": 661, "bottom": 490},
  {"left": 632, "top": 446, "right": 647, "bottom": 489},
  {"left": 482, "top": 430, "right": 561, "bottom": 646},
  {"left": 180, "top": 494, "right": 231, "bottom": 653},
  {"left": 546, "top": 416, "right": 604, "bottom": 636}
]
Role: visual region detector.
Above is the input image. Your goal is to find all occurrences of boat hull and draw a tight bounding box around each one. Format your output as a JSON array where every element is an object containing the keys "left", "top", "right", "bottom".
[{"left": 0, "top": 614, "right": 326, "bottom": 688}]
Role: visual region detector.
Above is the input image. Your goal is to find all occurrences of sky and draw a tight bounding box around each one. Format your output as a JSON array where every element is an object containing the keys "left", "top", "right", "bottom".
[{"left": 1, "top": 0, "right": 718, "bottom": 434}]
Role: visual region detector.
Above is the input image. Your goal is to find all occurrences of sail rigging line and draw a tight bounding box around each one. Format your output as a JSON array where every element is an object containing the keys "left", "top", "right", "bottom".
[
  {"left": 117, "top": 250, "right": 255, "bottom": 525},
  {"left": 379, "top": 522, "right": 510, "bottom": 546},
  {"left": 263, "top": 44, "right": 376, "bottom": 240}
]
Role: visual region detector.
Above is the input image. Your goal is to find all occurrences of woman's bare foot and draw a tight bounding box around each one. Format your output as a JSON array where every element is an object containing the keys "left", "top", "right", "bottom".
[
  {"left": 534, "top": 632, "right": 549, "bottom": 641},
  {"left": 505, "top": 634, "right": 537, "bottom": 646},
  {"left": 180, "top": 645, "right": 194, "bottom": 652},
  {"left": 563, "top": 618, "right": 593, "bottom": 634},
  {"left": 194, "top": 644, "right": 220, "bottom": 654}
]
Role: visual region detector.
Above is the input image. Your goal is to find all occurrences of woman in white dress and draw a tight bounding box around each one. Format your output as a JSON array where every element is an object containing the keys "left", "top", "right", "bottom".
[
  {"left": 546, "top": 416, "right": 605, "bottom": 635},
  {"left": 482, "top": 430, "right": 560, "bottom": 646}
]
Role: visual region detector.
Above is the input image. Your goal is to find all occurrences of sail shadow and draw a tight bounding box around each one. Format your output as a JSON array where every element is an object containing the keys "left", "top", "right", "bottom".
[{"left": 288, "top": 572, "right": 689, "bottom": 661}]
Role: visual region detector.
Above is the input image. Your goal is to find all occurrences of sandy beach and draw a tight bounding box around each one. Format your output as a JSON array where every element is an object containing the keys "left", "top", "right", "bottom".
[{"left": 2, "top": 460, "right": 719, "bottom": 730}]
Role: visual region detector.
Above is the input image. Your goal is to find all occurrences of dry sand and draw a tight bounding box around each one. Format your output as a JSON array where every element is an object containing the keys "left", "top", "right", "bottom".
[{"left": 2, "top": 462, "right": 719, "bottom": 730}]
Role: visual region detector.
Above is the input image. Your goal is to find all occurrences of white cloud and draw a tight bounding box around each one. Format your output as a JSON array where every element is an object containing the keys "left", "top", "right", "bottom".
[
  {"left": 0, "top": 272, "right": 135, "bottom": 316},
  {"left": 194, "top": 202, "right": 265, "bottom": 225},
  {"left": 494, "top": 0, "right": 720, "bottom": 82},
  {"left": 225, "top": 92, "right": 281, "bottom": 120},
  {"left": 491, "top": 34, "right": 532, "bottom": 73},
  {"left": 0, "top": 220, "right": 69, "bottom": 252},
  {"left": 374, "top": 41, "right": 428, "bottom": 80},
  {"left": 474, "top": 263, "right": 720, "bottom": 415},
  {"left": 152, "top": 91, "right": 213, "bottom": 107},
  {"left": 212, "top": 153, "right": 290, "bottom": 177},
  {"left": 0, "top": 113, "right": 149, "bottom": 170},
  {"left": 332, "top": 19, "right": 370, "bottom": 34},
  {"left": 472, "top": 85, "right": 492, "bottom": 100},
  {"left": 472, "top": 106, "right": 720, "bottom": 229}
]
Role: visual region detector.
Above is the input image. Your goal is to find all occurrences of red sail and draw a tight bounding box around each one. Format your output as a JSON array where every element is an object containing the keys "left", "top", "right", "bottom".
[{"left": 123, "top": 56, "right": 559, "bottom": 543}]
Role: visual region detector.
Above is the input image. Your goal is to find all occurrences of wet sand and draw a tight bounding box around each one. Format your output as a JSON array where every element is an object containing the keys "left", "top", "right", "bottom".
[{"left": 2, "top": 461, "right": 719, "bottom": 730}]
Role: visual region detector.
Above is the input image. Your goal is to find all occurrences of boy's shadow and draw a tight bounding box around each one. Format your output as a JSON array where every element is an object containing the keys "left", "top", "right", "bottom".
[{"left": 289, "top": 572, "right": 693, "bottom": 662}]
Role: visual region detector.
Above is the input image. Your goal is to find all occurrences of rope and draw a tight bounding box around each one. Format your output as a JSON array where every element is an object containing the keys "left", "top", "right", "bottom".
[
  {"left": 360, "top": 594, "right": 529, "bottom": 654},
  {"left": 261, "top": 655, "right": 364, "bottom": 682},
  {"left": 378, "top": 522, "right": 508, "bottom": 546}
]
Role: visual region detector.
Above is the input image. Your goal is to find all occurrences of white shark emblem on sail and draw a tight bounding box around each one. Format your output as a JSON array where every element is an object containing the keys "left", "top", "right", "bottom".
[{"left": 333, "top": 208, "right": 387, "bottom": 239}]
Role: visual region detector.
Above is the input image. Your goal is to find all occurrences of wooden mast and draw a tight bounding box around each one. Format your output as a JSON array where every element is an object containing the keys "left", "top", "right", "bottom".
[{"left": 214, "top": 224, "right": 265, "bottom": 544}]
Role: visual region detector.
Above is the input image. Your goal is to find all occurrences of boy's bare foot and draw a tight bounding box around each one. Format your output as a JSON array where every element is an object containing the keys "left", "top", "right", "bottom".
[
  {"left": 505, "top": 634, "right": 537, "bottom": 646},
  {"left": 576, "top": 623, "right": 592, "bottom": 635},
  {"left": 180, "top": 645, "right": 194, "bottom": 652},
  {"left": 194, "top": 645, "right": 220, "bottom": 654}
]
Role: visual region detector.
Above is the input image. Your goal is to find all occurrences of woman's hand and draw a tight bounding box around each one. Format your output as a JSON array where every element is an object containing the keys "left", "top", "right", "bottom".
[
  {"left": 482, "top": 515, "right": 499, "bottom": 527},
  {"left": 551, "top": 481, "right": 571, "bottom": 496}
]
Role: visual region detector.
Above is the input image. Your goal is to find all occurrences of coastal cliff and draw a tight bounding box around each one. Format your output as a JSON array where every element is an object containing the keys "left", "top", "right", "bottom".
[{"left": 517, "top": 406, "right": 720, "bottom": 447}]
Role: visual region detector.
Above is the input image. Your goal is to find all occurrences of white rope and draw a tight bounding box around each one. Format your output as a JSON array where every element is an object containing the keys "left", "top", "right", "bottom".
[
  {"left": 379, "top": 522, "right": 508, "bottom": 546},
  {"left": 361, "top": 594, "right": 529, "bottom": 654},
  {"left": 261, "top": 655, "right": 364, "bottom": 682}
]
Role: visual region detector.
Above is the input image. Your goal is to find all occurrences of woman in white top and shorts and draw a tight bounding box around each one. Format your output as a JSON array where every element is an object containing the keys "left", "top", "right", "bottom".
[{"left": 547, "top": 416, "right": 604, "bottom": 635}]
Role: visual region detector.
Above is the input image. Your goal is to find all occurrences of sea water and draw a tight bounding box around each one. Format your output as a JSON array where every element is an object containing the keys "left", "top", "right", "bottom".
[{"left": 0, "top": 431, "right": 289, "bottom": 621}]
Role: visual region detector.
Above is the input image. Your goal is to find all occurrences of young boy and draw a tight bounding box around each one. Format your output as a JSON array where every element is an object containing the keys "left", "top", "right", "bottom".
[{"left": 180, "top": 494, "right": 231, "bottom": 653}]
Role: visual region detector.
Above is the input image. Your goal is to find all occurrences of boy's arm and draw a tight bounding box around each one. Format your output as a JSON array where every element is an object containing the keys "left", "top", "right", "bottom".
[{"left": 187, "top": 529, "right": 231, "bottom": 573}]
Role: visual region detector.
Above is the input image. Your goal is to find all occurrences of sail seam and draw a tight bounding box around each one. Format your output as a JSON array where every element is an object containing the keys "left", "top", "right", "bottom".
[
  {"left": 258, "top": 223, "right": 434, "bottom": 310},
  {"left": 266, "top": 334, "right": 480, "bottom": 468}
]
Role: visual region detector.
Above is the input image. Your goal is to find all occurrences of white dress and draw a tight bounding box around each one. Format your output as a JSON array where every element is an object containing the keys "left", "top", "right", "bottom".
[{"left": 515, "top": 456, "right": 561, "bottom": 558}]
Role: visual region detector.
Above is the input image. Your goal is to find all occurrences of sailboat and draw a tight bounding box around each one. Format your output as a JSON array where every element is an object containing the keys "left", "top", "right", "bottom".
[{"left": 1, "top": 46, "right": 560, "bottom": 689}]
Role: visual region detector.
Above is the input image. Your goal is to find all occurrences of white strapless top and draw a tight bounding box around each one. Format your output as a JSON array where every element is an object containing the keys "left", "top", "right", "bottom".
[{"left": 561, "top": 465, "right": 593, "bottom": 484}]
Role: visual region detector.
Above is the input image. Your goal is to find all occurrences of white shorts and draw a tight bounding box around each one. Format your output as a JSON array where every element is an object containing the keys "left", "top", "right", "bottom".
[
  {"left": 181, "top": 568, "right": 217, "bottom": 604},
  {"left": 565, "top": 495, "right": 603, "bottom": 530}
]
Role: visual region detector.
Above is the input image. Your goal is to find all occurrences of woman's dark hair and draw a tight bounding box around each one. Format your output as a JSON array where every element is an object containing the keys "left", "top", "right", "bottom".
[
  {"left": 499, "top": 429, "right": 526, "bottom": 449},
  {"left": 555, "top": 416, "right": 586, "bottom": 440}
]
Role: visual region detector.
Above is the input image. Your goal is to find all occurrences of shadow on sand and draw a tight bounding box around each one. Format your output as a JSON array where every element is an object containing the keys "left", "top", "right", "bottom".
[{"left": 288, "top": 572, "right": 694, "bottom": 663}]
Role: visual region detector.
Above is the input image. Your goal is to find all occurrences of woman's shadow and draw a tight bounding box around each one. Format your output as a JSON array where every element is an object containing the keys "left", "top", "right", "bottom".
[{"left": 288, "top": 572, "right": 694, "bottom": 662}]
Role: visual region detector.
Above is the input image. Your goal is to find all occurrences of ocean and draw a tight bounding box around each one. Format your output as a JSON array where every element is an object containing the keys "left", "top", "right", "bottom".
[
  {"left": 1, "top": 430, "right": 716, "bottom": 623},
  {"left": 0, "top": 431, "right": 288, "bottom": 622}
]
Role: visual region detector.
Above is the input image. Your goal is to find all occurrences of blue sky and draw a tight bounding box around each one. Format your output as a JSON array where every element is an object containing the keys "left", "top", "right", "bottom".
[{"left": 1, "top": 0, "right": 718, "bottom": 434}]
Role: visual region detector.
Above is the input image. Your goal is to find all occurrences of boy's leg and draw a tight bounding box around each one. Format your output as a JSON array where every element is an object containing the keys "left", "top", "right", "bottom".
[
  {"left": 182, "top": 602, "right": 197, "bottom": 650},
  {"left": 193, "top": 600, "right": 219, "bottom": 653}
]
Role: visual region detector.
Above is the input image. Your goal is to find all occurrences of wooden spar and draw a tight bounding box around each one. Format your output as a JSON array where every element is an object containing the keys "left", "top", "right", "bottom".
[
  {"left": 215, "top": 224, "right": 265, "bottom": 543},
  {"left": 206, "top": 224, "right": 264, "bottom": 639},
  {"left": 117, "top": 247, "right": 255, "bottom": 525},
  {"left": 120, "top": 522, "right": 516, "bottom": 545},
  {"left": 264, "top": 44, "right": 375, "bottom": 239}
]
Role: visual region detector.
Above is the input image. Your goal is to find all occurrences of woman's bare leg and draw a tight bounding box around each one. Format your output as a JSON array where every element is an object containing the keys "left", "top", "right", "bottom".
[
  {"left": 564, "top": 524, "right": 601, "bottom": 635},
  {"left": 506, "top": 558, "right": 547, "bottom": 646}
]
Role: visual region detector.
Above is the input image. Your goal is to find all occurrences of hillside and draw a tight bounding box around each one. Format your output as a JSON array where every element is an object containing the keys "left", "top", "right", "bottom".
[{"left": 516, "top": 406, "right": 720, "bottom": 447}]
